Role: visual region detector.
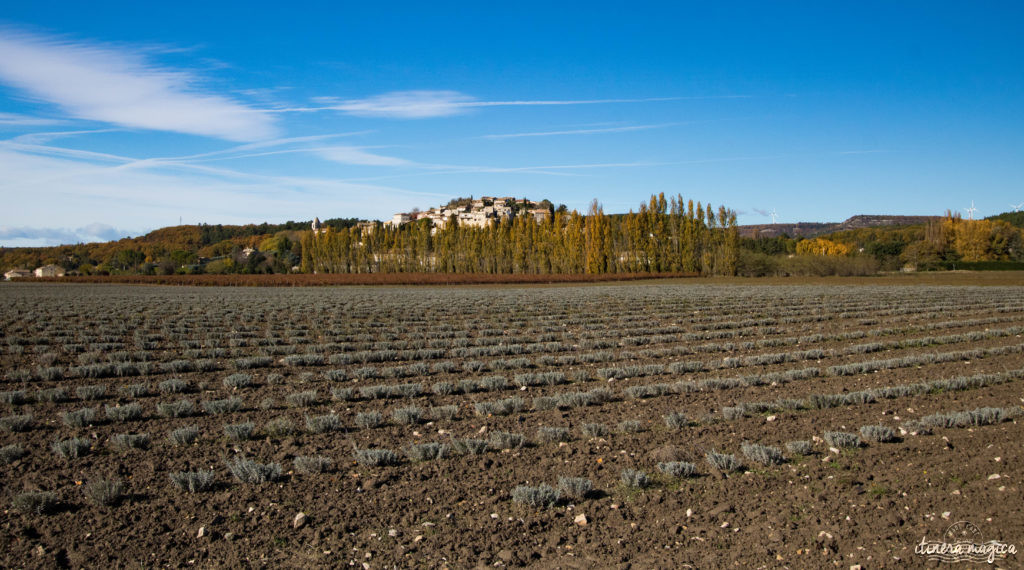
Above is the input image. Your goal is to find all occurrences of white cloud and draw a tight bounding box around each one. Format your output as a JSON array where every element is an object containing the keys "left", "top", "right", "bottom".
[
  {"left": 326, "top": 90, "right": 475, "bottom": 118},
  {"left": 0, "top": 112, "right": 65, "bottom": 126},
  {"left": 213, "top": 133, "right": 374, "bottom": 155},
  {"left": 315, "top": 146, "right": 411, "bottom": 166},
  {"left": 0, "top": 29, "right": 278, "bottom": 141},
  {"left": 10, "top": 128, "right": 122, "bottom": 145},
  {"left": 298, "top": 91, "right": 689, "bottom": 119},
  {"left": 0, "top": 144, "right": 444, "bottom": 245}
]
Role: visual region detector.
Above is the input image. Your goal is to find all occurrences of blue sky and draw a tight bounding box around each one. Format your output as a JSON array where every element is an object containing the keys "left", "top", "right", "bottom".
[{"left": 1, "top": 2, "right": 1022, "bottom": 246}]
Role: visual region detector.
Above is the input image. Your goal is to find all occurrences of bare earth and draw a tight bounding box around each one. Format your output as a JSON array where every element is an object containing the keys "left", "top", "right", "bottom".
[{"left": 1, "top": 276, "right": 1022, "bottom": 568}]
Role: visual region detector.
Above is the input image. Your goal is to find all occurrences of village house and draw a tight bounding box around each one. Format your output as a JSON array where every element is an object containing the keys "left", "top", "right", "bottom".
[
  {"left": 529, "top": 208, "right": 551, "bottom": 223},
  {"left": 386, "top": 213, "right": 411, "bottom": 228},
  {"left": 33, "top": 264, "right": 65, "bottom": 278},
  {"left": 457, "top": 210, "right": 491, "bottom": 228},
  {"left": 384, "top": 197, "right": 544, "bottom": 232},
  {"left": 431, "top": 212, "right": 450, "bottom": 229},
  {"left": 4, "top": 268, "right": 32, "bottom": 280}
]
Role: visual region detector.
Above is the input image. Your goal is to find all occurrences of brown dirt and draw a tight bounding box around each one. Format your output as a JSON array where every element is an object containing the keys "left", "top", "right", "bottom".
[{"left": 1, "top": 282, "right": 1022, "bottom": 568}]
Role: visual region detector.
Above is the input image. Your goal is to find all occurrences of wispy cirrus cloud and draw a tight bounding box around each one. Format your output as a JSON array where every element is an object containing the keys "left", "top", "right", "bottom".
[
  {"left": 481, "top": 123, "right": 676, "bottom": 139},
  {"left": 0, "top": 29, "right": 278, "bottom": 141},
  {"left": 286, "top": 90, "right": 698, "bottom": 119},
  {"left": 2, "top": 132, "right": 415, "bottom": 181},
  {"left": 320, "top": 90, "right": 475, "bottom": 119},
  {"left": 120, "top": 132, "right": 377, "bottom": 164},
  {"left": 0, "top": 141, "right": 448, "bottom": 247},
  {"left": 315, "top": 146, "right": 412, "bottom": 166},
  {"left": 10, "top": 128, "right": 122, "bottom": 145},
  {"left": 0, "top": 112, "right": 66, "bottom": 127}
]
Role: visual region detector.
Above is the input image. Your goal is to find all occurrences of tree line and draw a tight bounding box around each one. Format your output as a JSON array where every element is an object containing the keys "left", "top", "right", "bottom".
[
  {"left": 302, "top": 194, "right": 739, "bottom": 276},
  {"left": 9, "top": 199, "right": 1019, "bottom": 278},
  {"left": 737, "top": 211, "right": 1024, "bottom": 275}
]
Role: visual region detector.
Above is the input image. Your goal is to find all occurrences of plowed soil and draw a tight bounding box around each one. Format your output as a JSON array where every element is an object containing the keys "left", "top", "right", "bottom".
[{"left": 2, "top": 281, "right": 1023, "bottom": 568}]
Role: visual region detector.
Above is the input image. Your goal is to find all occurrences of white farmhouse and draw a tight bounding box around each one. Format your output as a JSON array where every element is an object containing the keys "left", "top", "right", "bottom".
[
  {"left": 34, "top": 264, "right": 65, "bottom": 278},
  {"left": 4, "top": 268, "right": 32, "bottom": 280}
]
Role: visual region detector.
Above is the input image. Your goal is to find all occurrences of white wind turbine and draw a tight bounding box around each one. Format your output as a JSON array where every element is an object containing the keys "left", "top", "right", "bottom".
[
  {"left": 769, "top": 209, "right": 778, "bottom": 225},
  {"left": 1011, "top": 203, "right": 1024, "bottom": 213},
  {"left": 964, "top": 201, "right": 978, "bottom": 220}
]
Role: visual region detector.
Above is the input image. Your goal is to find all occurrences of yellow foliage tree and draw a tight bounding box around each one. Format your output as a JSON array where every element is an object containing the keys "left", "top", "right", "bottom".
[
  {"left": 795, "top": 238, "right": 853, "bottom": 256},
  {"left": 952, "top": 219, "right": 992, "bottom": 262}
]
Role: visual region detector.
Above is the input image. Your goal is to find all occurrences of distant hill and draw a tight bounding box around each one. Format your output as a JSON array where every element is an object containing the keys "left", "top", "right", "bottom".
[
  {"left": 0, "top": 218, "right": 362, "bottom": 274},
  {"left": 986, "top": 211, "right": 1024, "bottom": 228},
  {"left": 738, "top": 215, "right": 940, "bottom": 239},
  {"left": 4, "top": 205, "right": 1021, "bottom": 277}
]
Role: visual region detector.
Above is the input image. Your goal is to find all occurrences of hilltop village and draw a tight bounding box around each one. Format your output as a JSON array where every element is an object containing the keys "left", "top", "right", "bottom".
[{"left": 384, "top": 197, "right": 552, "bottom": 231}]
